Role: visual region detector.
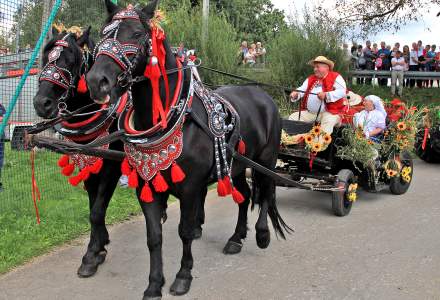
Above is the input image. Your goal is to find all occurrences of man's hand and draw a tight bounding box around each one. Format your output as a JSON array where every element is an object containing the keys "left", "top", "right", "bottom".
[
  {"left": 290, "top": 91, "right": 299, "bottom": 101},
  {"left": 317, "top": 92, "right": 327, "bottom": 101}
]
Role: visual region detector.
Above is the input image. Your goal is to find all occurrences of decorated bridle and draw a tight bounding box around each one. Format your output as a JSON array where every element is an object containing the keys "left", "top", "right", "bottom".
[
  {"left": 93, "top": 7, "right": 149, "bottom": 88},
  {"left": 39, "top": 33, "right": 91, "bottom": 108},
  {"left": 94, "top": 6, "right": 171, "bottom": 128}
]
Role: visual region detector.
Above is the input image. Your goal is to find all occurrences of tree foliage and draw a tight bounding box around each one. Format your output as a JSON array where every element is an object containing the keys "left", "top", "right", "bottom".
[{"left": 317, "top": 0, "right": 440, "bottom": 38}]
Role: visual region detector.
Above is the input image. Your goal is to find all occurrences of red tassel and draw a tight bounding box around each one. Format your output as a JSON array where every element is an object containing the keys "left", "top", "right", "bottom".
[
  {"left": 232, "top": 187, "right": 245, "bottom": 204},
  {"left": 58, "top": 155, "right": 70, "bottom": 168},
  {"left": 171, "top": 162, "right": 186, "bottom": 183},
  {"left": 152, "top": 171, "right": 169, "bottom": 192},
  {"left": 121, "top": 158, "right": 132, "bottom": 176},
  {"left": 238, "top": 140, "right": 246, "bottom": 155},
  {"left": 77, "top": 74, "right": 88, "bottom": 94},
  {"left": 422, "top": 127, "right": 429, "bottom": 150},
  {"left": 61, "top": 163, "right": 75, "bottom": 176},
  {"left": 78, "top": 167, "right": 91, "bottom": 182},
  {"left": 140, "top": 182, "right": 154, "bottom": 203},
  {"left": 128, "top": 169, "right": 139, "bottom": 188},
  {"left": 90, "top": 159, "right": 103, "bottom": 174},
  {"left": 223, "top": 176, "right": 232, "bottom": 195},
  {"left": 68, "top": 175, "right": 82, "bottom": 186},
  {"left": 217, "top": 179, "right": 228, "bottom": 197}
]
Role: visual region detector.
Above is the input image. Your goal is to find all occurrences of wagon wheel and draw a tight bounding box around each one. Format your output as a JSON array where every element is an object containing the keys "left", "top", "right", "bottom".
[
  {"left": 332, "top": 169, "right": 356, "bottom": 217},
  {"left": 389, "top": 151, "right": 413, "bottom": 195}
]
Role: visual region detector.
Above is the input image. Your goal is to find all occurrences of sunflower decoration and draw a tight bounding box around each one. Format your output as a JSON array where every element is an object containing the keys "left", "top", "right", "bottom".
[
  {"left": 400, "top": 166, "right": 412, "bottom": 183},
  {"left": 397, "top": 121, "right": 407, "bottom": 131},
  {"left": 304, "top": 124, "right": 332, "bottom": 154},
  {"left": 347, "top": 183, "right": 358, "bottom": 202},
  {"left": 384, "top": 159, "right": 402, "bottom": 178}
]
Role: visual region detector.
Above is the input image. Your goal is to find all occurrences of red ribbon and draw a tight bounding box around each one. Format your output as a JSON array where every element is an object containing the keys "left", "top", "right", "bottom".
[
  {"left": 144, "top": 28, "right": 170, "bottom": 128},
  {"left": 30, "top": 150, "right": 41, "bottom": 224},
  {"left": 309, "top": 152, "right": 317, "bottom": 171},
  {"left": 422, "top": 127, "right": 429, "bottom": 150}
]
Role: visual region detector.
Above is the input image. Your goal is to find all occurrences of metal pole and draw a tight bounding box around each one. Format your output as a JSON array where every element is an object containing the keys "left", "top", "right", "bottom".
[
  {"left": 201, "top": 0, "right": 209, "bottom": 52},
  {"left": 40, "top": 0, "right": 53, "bottom": 68}
]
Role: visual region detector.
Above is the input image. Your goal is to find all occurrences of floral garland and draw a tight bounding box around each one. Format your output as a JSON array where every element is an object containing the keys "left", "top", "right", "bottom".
[{"left": 304, "top": 125, "right": 332, "bottom": 153}]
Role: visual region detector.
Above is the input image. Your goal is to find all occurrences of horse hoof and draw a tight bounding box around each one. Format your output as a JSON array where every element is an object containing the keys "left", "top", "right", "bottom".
[
  {"left": 256, "top": 230, "right": 270, "bottom": 249},
  {"left": 170, "top": 277, "right": 192, "bottom": 296},
  {"left": 77, "top": 263, "right": 98, "bottom": 278},
  {"left": 77, "top": 251, "right": 107, "bottom": 278},
  {"left": 223, "top": 240, "right": 243, "bottom": 255},
  {"left": 193, "top": 227, "right": 203, "bottom": 240},
  {"left": 143, "top": 295, "right": 162, "bottom": 300}
]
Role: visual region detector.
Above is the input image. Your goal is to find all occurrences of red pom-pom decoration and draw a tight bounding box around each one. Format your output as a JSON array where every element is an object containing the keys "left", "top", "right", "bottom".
[
  {"left": 121, "top": 158, "right": 132, "bottom": 176},
  {"left": 140, "top": 182, "right": 153, "bottom": 203},
  {"left": 171, "top": 162, "right": 186, "bottom": 183},
  {"left": 90, "top": 159, "right": 103, "bottom": 174},
  {"left": 217, "top": 179, "right": 228, "bottom": 197},
  {"left": 58, "top": 155, "right": 70, "bottom": 168},
  {"left": 232, "top": 188, "right": 245, "bottom": 204},
  {"left": 128, "top": 169, "right": 139, "bottom": 188},
  {"left": 77, "top": 74, "right": 88, "bottom": 94},
  {"left": 152, "top": 171, "right": 169, "bottom": 193},
  {"left": 61, "top": 163, "right": 75, "bottom": 176}
]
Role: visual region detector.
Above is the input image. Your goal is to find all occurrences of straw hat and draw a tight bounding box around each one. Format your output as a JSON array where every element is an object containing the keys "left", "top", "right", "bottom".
[
  {"left": 346, "top": 91, "right": 363, "bottom": 106},
  {"left": 308, "top": 56, "right": 335, "bottom": 70}
]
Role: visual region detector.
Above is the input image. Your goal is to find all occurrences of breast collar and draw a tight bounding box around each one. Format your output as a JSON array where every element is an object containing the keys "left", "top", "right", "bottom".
[{"left": 117, "top": 59, "right": 192, "bottom": 146}]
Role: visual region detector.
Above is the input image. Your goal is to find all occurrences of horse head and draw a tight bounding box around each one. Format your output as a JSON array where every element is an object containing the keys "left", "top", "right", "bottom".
[
  {"left": 86, "top": 0, "right": 159, "bottom": 105},
  {"left": 33, "top": 26, "right": 94, "bottom": 118}
]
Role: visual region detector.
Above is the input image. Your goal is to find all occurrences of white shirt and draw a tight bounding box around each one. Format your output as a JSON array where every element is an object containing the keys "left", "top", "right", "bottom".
[
  {"left": 293, "top": 75, "right": 347, "bottom": 113},
  {"left": 409, "top": 49, "right": 423, "bottom": 66},
  {"left": 391, "top": 57, "right": 405, "bottom": 71},
  {"left": 354, "top": 110, "right": 386, "bottom": 137}
]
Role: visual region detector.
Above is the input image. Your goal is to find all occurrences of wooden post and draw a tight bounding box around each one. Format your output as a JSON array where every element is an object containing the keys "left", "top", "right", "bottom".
[{"left": 201, "top": 0, "right": 209, "bottom": 52}]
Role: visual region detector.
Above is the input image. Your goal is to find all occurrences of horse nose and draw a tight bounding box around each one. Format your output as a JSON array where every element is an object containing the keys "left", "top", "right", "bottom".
[
  {"left": 87, "top": 72, "right": 113, "bottom": 100},
  {"left": 33, "top": 95, "right": 56, "bottom": 118}
]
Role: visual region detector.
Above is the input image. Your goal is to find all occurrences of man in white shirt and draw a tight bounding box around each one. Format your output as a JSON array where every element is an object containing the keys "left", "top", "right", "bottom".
[
  {"left": 289, "top": 56, "right": 348, "bottom": 135},
  {"left": 409, "top": 42, "right": 423, "bottom": 87},
  {"left": 391, "top": 51, "right": 406, "bottom": 97}
]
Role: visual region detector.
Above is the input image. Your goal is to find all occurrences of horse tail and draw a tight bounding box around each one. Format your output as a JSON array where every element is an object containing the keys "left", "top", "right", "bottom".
[{"left": 267, "top": 188, "right": 294, "bottom": 240}]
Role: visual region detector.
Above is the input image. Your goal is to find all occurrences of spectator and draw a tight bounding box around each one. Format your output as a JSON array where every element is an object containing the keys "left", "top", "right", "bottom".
[
  {"left": 409, "top": 42, "right": 423, "bottom": 88},
  {"left": 434, "top": 46, "right": 440, "bottom": 88},
  {"left": 363, "top": 40, "right": 376, "bottom": 84},
  {"left": 372, "top": 43, "right": 379, "bottom": 55},
  {"left": 391, "top": 42, "right": 401, "bottom": 57},
  {"left": 427, "top": 45, "right": 437, "bottom": 87},
  {"left": 238, "top": 41, "right": 248, "bottom": 65},
  {"left": 418, "top": 40, "right": 423, "bottom": 52},
  {"left": 0, "top": 102, "right": 6, "bottom": 192},
  {"left": 391, "top": 51, "right": 405, "bottom": 97},
  {"left": 355, "top": 44, "right": 366, "bottom": 84},
  {"left": 402, "top": 45, "right": 411, "bottom": 87},
  {"left": 244, "top": 43, "right": 257, "bottom": 67},
  {"left": 377, "top": 42, "right": 392, "bottom": 86},
  {"left": 255, "top": 42, "right": 266, "bottom": 66}
]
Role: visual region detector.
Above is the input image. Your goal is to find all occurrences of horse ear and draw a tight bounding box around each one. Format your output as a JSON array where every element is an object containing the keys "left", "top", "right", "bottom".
[
  {"left": 104, "top": 0, "right": 119, "bottom": 15},
  {"left": 76, "top": 26, "right": 92, "bottom": 48},
  {"left": 142, "top": 0, "right": 159, "bottom": 20},
  {"left": 51, "top": 27, "right": 59, "bottom": 37}
]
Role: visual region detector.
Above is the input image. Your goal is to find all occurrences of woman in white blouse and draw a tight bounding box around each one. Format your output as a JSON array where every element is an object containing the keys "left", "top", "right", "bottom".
[{"left": 354, "top": 95, "right": 387, "bottom": 139}]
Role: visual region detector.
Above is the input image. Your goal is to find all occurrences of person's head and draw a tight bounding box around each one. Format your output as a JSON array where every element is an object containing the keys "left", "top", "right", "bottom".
[
  {"left": 412, "top": 42, "right": 418, "bottom": 50},
  {"left": 363, "top": 98, "right": 374, "bottom": 111},
  {"left": 363, "top": 95, "right": 384, "bottom": 113},
  {"left": 432, "top": 45, "right": 437, "bottom": 51},
  {"left": 241, "top": 41, "right": 247, "bottom": 48},
  {"left": 309, "top": 56, "right": 334, "bottom": 78},
  {"left": 380, "top": 41, "right": 386, "bottom": 49},
  {"left": 366, "top": 40, "right": 371, "bottom": 47},
  {"left": 250, "top": 43, "right": 256, "bottom": 50},
  {"left": 386, "top": 45, "right": 391, "bottom": 50},
  {"left": 425, "top": 45, "right": 431, "bottom": 51},
  {"left": 256, "top": 42, "right": 262, "bottom": 48},
  {"left": 395, "top": 50, "right": 402, "bottom": 58},
  {"left": 395, "top": 42, "right": 400, "bottom": 49},
  {"left": 373, "top": 43, "right": 378, "bottom": 49},
  {"left": 357, "top": 45, "right": 363, "bottom": 51},
  {"left": 403, "top": 45, "right": 409, "bottom": 53},
  {"left": 418, "top": 40, "right": 423, "bottom": 47}
]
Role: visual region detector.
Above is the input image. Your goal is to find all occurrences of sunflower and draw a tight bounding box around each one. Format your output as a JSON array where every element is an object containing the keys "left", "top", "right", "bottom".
[
  {"left": 386, "top": 169, "right": 398, "bottom": 177},
  {"left": 312, "top": 126, "right": 321, "bottom": 135},
  {"left": 312, "top": 142, "right": 322, "bottom": 152},
  {"left": 397, "top": 122, "right": 407, "bottom": 131},
  {"left": 367, "top": 140, "right": 374, "bottom": 145},
  {"left": 323, "top": 134, "right": 332, "bottom": 144},
  {"left": 402, "top": 174, "right": 411, "bottom": 183},
  {"left": 305, "top": 134, "right": 314, "bottom": 144}
]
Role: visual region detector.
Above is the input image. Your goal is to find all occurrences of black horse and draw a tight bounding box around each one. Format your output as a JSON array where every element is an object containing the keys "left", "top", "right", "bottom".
[
  {"left": 33, "top": 27, "right": 124, "bottom": 278},
  {"left": 86, "top": 0, "right": 290, "bottom": 298}
]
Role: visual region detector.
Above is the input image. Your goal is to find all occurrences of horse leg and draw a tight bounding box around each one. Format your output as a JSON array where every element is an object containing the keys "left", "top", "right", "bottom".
[
  {"left": 193, "top": 186, "right": 207, "bottom": 239},
  {"left": 78, "top": 162, "right": 121, "bottom": 278},
  {"left": 170, "top": 189, "right": 200, "bottom": 296},
  {"left": 253, "top": 170, "right": 273, "bottom": 249},
  {"left": 140, "top": 192, "right": 168, "bottom": 300},
  {"left": 223, "top": 172, "right": 251, "bottom": 254}
]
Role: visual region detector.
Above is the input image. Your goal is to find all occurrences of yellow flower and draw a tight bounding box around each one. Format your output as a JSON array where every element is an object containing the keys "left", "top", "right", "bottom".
[
  {"left": 367, "top": 140, "right": 374, "bottom": 145},
  {"left": 402, "top": 174, "right": 411, "bottom": 183},
  {"left": 312, "top": 126, "right": 321, "bottom": 135},
  {"left": 397, "top": 122, "right": 407, "bottom": 131},
  {"left": 305, "top": 134, "right": 314, "bottom": 145},
  {"left": 312, "top": 142, "right": 323, "bottom": 152},
  {"left": 323, "top": 134, "right": 332, "bottom": 144},
  {"left": 347, "top": 192, "right": 357, "bottom": 202}
]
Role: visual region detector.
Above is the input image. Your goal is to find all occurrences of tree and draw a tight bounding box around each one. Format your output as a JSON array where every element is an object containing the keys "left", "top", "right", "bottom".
[{"left": 317, "top": 0, "right": 440, "bottom": 37}]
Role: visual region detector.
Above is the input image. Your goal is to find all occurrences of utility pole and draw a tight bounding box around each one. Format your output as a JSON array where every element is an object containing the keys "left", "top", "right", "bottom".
[
  {"left": 40, "top": 0, "right": 53, "bottom": 67},
  {"left": 201, "top": 0, "right": 209, "bottom": 52}
]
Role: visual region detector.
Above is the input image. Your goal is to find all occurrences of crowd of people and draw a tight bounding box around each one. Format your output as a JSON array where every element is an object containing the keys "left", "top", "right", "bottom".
[
  {"left": 345, "top": 40, "right": 440, "bottom": 96},
  {"left": 238, "top": 41, "right": 267, "bottom": 67}
]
